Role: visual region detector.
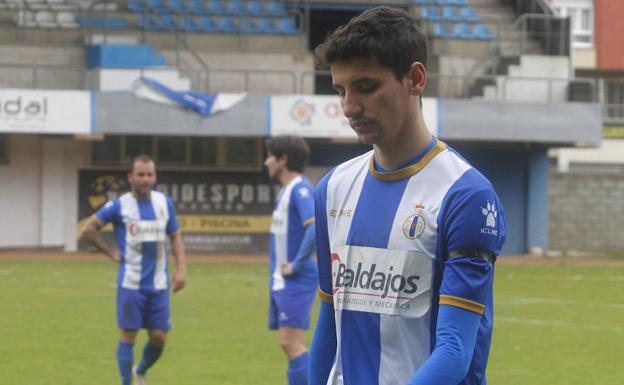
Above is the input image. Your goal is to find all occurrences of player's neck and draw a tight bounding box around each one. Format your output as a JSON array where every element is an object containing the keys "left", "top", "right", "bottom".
[
  {"left": 279, "top": 169, "right": 301, "bottom": 188},
  {"left": 374, "top": 119, "right": 432, "bottom": 171},
  {"left": 132, "top": 191, "right": 152, "bottom": 201}
]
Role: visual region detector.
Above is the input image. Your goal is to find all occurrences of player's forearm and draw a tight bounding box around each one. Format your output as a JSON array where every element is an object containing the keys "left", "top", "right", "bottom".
[
  {"left": 309, "top": 301, "right": 337, "bottom": 385},
  {"left": 170, "top": 233, "right": 187, "bottom": 271},
  {"left": 406, "top": 305, "right": 480, "bottom": 385},
  {"left": 292, "top": 223, "right": 316, "bottom": 274},
  {"left": 82, "top": 222, "right": 116, "bottom": 260}
]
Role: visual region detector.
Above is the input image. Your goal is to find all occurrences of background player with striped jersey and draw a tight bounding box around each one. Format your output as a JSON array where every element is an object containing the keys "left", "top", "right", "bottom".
[
  {"left": 309, "top": 7, "right": 506, "bottom": 385},
  {"left": 81, "top": 155, "right": 187, "bottom": 385},
  {"left": 265, "top": 135, "right": 318, "bottom": 385}
]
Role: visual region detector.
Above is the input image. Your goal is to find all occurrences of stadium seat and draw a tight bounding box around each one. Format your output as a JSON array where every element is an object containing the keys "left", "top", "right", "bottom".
[
  {"left": 47, "top": 0, "right": 75, "bottom": 11},
  {"left": 15, "top": 10, "right": 37, "bottom": 27},
  {"left": 459, "top": 6, "right": 481, "bottom": 23},
  {"left": 218, "top": 16, "right": 237, "bottom": 32},
  {"left": 56, "top": 10, "right": 79, "bottom": 28},
  {"left": 77, "top": 16, "right": 128, "bottom": 29},
  {"left": 226, "top": 0, "right": 246, "bottom": 15},
  {"left": 432, "top": 22, "right": 452, "bottom": 38},
  {"left": 473, "top": 23, "right": 493, "bottom": 40},
  {"left": 257, "top": 17, "right": 278, "bottom": 34},
  {"left": 206, "top": 0, "right": 226, "bottom": 15},
  {"left": 159, "top": 14, "right": 177, "bottom": 30},
  {"left": 442, "top": 6, "right": 458, "bottom": 21},
  {"left": 421, "top": 6, "right": 441, "bottom": 21},
  {"left": 266, "top": 1, "right": 287, "bottom": 17},
  {"left": 147, "top": 0, "right": 165, "bottom": 10},
  {"left": 240, "top": 18, "right": 260, "bottom": 33},
  {"left": 26, "top": 0, "right": 47, "bottom": 11},
  {"left": 188, "top": 0, "right": 209, "bottom": 14},
  {"left": 412, "top": 0, "right": 435, "bottom": 4},
  {"left": 199, "top": 15, "right": 219, "bottom": 32},
  {"left": 436, "top": 0, "right": 466, "bottom": 5},
  {"left": 166, "top": 0, "right": 185, "bottom": 12},
  {"left": 36, "top": 10, "right": 57, "bottom": 27},
  {"left": 452, "top": 23, "right": 472, "bottom": 39},
  {"left": 127, "top": 0, "right": 143, "bottom": 13},
  {"left": 277, "top": 17, "right": 297, "bottom": 35},
  {"left": 247, "top": 0, "right": 265, "bottom": 16},
  {"left": 137, "top": 15, "right": 159, "bottom": 30},
  {"left": 179, "top": 15, "right": 199, "bottom": 31}
]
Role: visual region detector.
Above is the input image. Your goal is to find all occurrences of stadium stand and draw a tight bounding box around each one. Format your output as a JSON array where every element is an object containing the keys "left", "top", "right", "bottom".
[{"left": 0, "top": 0, "right": 610, "bottom": 257}]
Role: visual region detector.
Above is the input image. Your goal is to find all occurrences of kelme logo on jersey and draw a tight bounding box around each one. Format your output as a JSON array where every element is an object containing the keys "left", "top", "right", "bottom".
[
  {"left": 332, "top": 253, "right": 420, "bottom": 299},
  {"left": 402, "top": 203, "right": 426, "bottom": 240},
  {"left": 330, "top": 246, "right": 433, "bottom": 317},
  {"left": 480, "top": 201, "right": 498, "bottom": 236}
]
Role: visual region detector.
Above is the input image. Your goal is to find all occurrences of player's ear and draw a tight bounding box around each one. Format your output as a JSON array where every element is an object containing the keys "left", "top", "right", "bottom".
[{"left": 407, "top": 61, "right": 426, "bottom": 96}]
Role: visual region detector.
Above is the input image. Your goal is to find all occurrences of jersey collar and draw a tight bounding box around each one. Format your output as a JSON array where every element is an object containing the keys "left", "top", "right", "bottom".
[{"left": 369, "top": 139, "right": 447, "bottom": 181}]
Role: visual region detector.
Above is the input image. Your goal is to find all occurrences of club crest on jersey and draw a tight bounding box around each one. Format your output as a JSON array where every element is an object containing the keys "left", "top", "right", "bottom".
[{"left": 402, "top": 204, "right": 426, "bottom": 240}]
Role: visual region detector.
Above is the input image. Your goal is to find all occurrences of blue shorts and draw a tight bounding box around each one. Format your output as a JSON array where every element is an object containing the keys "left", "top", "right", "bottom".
[
  {"left": 269, "top": 286, "right": 316, "bottom": 330},
  {"left": 117, "top": 287, "right": 171, "bottom": 331}
]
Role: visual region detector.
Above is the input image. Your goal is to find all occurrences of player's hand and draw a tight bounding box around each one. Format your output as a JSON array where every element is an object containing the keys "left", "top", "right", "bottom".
[
  {"left": 110, "top": 251, "right": 121, "bottom": 263},
  {"left": 280, "top": 262, "right": 295, "bottom": 277},
  {"left": 172, "top": 268, "right": 187, "bottom": 293}
]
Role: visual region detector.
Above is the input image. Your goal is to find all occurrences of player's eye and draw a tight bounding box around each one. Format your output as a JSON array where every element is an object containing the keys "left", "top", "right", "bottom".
[{"left": 357, "top": 82, "right": 378, "bottom": 94}]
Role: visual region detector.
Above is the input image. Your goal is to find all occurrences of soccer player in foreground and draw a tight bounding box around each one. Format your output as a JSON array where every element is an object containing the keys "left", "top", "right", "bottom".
[
  {"left": 82, "top": 155, "right": 187, "bottom": 385},
  {"left": 309, "top": 6, "right": 506, "bottom": 385},
  {"left": 265, "top": 135, "right": 318, "bottom": 385}
]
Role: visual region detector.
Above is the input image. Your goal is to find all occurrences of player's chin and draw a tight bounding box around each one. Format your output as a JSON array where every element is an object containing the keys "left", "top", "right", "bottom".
[{"left": 356, "top": 132, "right": 380, "bottom": 145}]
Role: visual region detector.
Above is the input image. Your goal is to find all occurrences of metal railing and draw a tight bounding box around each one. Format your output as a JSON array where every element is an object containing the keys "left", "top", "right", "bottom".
[
  {"left": 2, "top": 60, "right": 621, "bottom": 125},
  {"left": 509, "top": 13, "right": 570, "bottom": 56}
]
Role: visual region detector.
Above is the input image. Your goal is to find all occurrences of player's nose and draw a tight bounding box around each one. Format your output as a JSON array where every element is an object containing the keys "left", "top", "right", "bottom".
[{"left": 341, "top": 91, "right": 363, "bottom": 119}]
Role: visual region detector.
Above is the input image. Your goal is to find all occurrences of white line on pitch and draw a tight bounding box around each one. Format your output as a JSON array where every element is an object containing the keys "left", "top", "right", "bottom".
[
  {"left": 496, "top": 316, "right": 622, "bottom": 333},
  {"left": 496, "top": 296, "right": 624, "bottom": 310}
]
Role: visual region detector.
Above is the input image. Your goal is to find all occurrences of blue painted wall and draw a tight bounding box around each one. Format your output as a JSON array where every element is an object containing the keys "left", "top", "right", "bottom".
[{"left": 452, "top": 144, "right": 527, "bottom": 255}]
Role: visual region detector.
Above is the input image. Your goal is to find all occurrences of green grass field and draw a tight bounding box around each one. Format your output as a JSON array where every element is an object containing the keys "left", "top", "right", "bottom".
[{"left": 0, "top": 257, "right": 622, "bottom": 385}]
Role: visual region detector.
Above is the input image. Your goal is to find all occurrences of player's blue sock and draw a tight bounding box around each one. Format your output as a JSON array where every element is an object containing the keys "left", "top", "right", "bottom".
[
  {"left": 136, "top": 341, "right": 164, "bottom": 375},
  {"left": 287, "top": 351, "right": 309, "bottom": 385},
  {"left": 116, "top": 341, "right": 134, "bottom": 385}
]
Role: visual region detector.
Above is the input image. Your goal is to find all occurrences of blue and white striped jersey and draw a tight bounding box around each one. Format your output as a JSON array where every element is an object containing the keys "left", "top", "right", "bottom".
[
  {"left": 269, "top": 175, "right": 317, "bottom": 291},
  {"left": 95, "top": 191, "right": 180, "bottom": 291},
  {"left": 315, "top": 139, "right": 506, "bottom": 385}
]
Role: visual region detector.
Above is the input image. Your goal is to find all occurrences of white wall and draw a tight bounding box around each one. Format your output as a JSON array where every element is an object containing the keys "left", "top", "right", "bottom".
[
  {"left": 0, "top": 135, "right": 42, "bottom": 247},
  {"left": 0, "top": 135, "right": 88, "bottom": 250},
  {"left": 485, "top": 55, "right": 571, "bottom": 102},
  {"left": 551, "top": 139, "right": 624, "bottom": 172}
]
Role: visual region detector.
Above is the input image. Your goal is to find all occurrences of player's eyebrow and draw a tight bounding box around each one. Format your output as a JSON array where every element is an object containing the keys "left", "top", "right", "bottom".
[{"left": 333, "top": 75, "right": 380, "bottom": 90}]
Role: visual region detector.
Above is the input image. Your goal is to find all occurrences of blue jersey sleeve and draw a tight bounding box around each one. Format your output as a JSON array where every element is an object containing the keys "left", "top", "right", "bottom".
[
  {"left": 407, "top": 304, "right": 480, "bottom": 385},
  {"left": 291, "top": 180, "right": 315, "bottom": 227},
  {"left": 314, "top": 169, "right": 335, "bottom": 300},
  {"left": 166, "top": 196, "right": 180, "bottom": 235},
  {"left": 95, "top": 199, "right": 120, "bottom": 225},
  {"left": 441, "top": 169, "right": 506, "bottom": 256},
  {"left": 438, "top": 168, "right": 506, "bottom": 311}
]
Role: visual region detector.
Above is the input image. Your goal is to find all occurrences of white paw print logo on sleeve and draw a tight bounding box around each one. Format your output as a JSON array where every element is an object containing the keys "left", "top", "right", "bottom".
[{"left": 482, "top": 201, "right": 497, "bottom": 228}]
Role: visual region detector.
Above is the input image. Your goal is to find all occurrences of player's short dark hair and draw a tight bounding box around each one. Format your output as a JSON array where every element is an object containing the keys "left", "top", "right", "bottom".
[
  {"left": 129, "top": 154, "right": 155, "bottom": 172},
  {"left": 314, "top": 6, "right": 428, "bottom": 80},
  {"left": 266, "top": 135, "right": 310, "bottom": 173}
]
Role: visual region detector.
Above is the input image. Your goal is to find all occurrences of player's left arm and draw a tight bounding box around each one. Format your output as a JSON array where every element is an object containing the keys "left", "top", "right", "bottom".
[
  {"left": 281, "top": 181, "right": 315, "bottom": 277},
  {"left": 166, "top": 197, "right": 187, "bottom": 293},
  {"left": 407, "top": 179, "right": 506, "bottom": 385}
]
